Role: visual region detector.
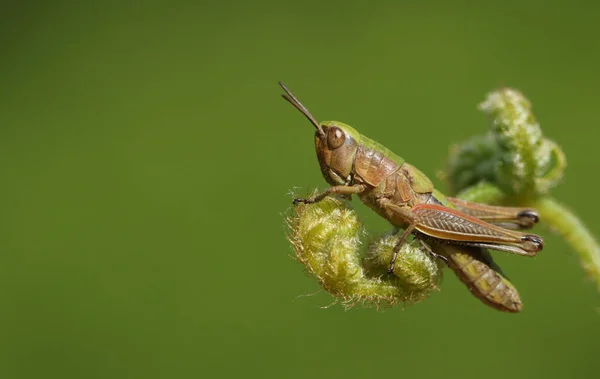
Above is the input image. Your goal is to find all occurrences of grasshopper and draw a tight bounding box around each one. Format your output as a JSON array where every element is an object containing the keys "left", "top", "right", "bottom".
[{"left": 280, "top": 82, "right": 543, "bottom": 312}]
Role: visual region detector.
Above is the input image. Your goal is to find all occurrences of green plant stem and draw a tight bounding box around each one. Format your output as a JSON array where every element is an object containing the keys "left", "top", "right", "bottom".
[
  {"left": 454, "top": 182, "right": 506, "bottom": 204},
  {"left": 532, "top": 196, "right": 600, "bottom": 292}
]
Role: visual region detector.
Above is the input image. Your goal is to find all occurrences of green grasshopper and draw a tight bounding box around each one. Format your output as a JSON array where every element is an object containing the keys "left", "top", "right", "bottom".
[{"left": 280, "top": 82, "right": 543, "bottom": 312}]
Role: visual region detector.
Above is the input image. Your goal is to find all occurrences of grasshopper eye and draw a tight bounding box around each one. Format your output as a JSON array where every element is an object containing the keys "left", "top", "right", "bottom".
[{"left": 327, "top": 127, "right": 345, "bottom": 149}]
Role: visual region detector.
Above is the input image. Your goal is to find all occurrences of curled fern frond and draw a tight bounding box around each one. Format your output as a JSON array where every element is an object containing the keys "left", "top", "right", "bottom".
[{"left": 286, "top": 193, "right": 442, "bottom": 308}]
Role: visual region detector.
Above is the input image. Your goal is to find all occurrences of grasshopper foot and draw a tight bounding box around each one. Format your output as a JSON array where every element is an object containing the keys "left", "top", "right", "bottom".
[
  {"left": 386, "top": 261, "right": 396, "bottom": 275},
  {"left": 293, "top": 197, "right": 312, "bottom": 205}
]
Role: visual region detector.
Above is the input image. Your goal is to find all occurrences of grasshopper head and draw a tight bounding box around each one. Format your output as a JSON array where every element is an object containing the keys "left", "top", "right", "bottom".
[
  {"left": 314, "top": 121, "right": 360, "bottom": 185},
  {"left": 279, "top": 82, "right": 360, "bottom": 185}
]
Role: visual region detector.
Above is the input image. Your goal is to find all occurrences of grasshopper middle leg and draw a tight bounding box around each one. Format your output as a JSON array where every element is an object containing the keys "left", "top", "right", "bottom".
[
  {"left": 377, "top": 199, "right": 422, "bottom": 273},
  {"left": 387, "top": 223, "right": 417, "bottom": 273}
]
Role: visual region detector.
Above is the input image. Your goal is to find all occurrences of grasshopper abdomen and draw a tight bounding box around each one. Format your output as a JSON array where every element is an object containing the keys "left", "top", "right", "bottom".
[{"left": 433, "top": 242, "right": 522, "bottom": 312}]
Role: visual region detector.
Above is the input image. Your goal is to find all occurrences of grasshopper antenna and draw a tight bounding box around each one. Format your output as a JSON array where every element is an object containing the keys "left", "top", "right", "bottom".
[{"left": 279, "top": 81, "right": 324, "bottom": 136}]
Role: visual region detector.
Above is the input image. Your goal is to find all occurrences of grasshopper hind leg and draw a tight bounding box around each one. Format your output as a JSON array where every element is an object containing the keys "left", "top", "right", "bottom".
[
  {"left": 517, "top": 210, "right": 539, "bottom": 229},
  {"left": 521, "top": 234, "right": 544, "bottom": 251},
  {"left": 446, "top": 197, "right": 541, "bottom": 230},
  {"left": 418, "top": 239, "right": 450, "bottom": 267}
]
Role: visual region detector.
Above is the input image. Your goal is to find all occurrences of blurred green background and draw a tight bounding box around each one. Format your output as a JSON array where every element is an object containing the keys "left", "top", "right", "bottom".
[{"left": 1, "top": 1, "right": 599, "bottom": 378}]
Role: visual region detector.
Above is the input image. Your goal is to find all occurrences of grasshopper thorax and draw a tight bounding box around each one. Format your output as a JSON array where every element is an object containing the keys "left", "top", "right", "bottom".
[{"left": 315, "top": 121, "right": 360, "bottom": 185}]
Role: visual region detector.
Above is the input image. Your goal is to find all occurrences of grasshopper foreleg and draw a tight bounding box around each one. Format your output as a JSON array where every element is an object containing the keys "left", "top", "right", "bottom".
[{"left": 293, "top": 185, "right": 365, "bottom": 205}]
